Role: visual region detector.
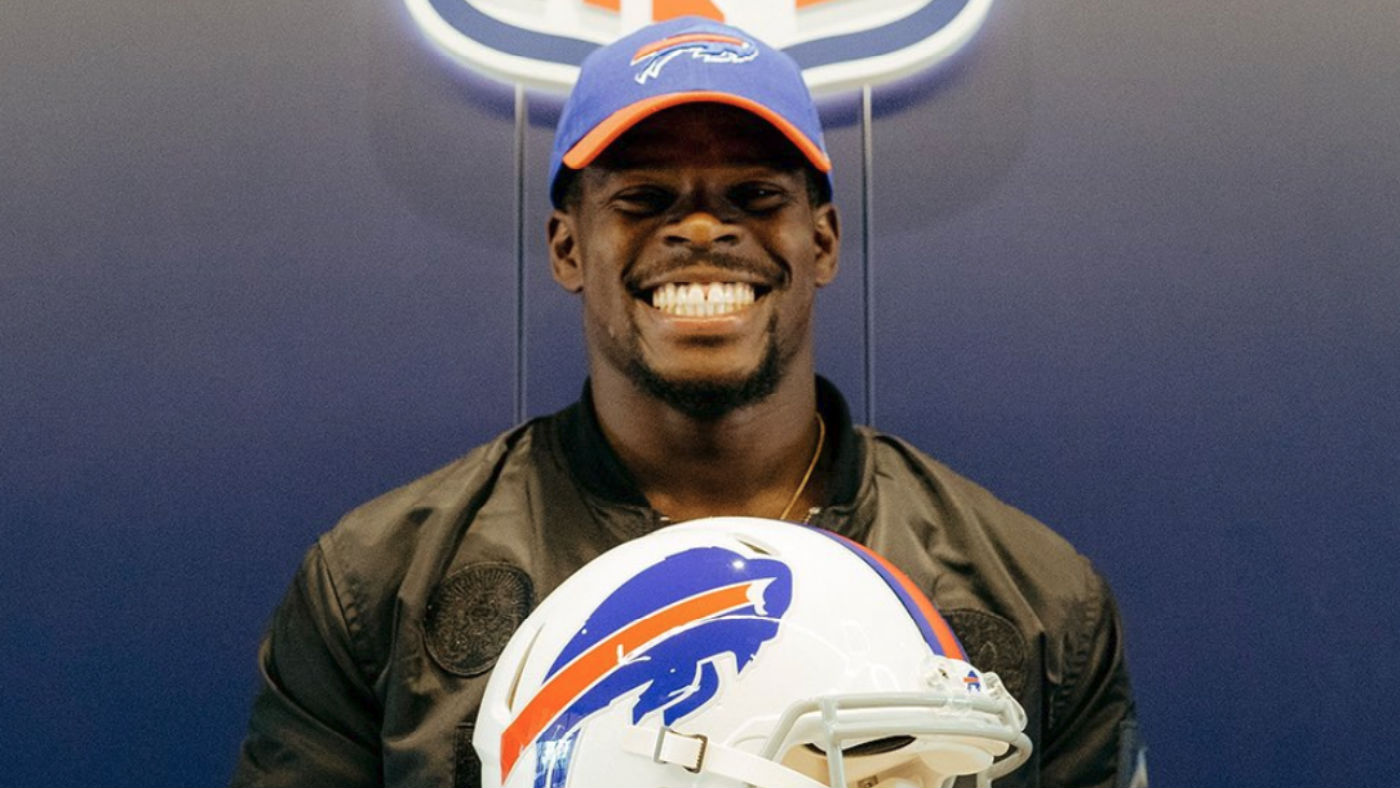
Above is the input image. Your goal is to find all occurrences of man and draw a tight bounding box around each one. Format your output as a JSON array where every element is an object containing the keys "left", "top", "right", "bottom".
[{"left": 232, "top": 16, "right": 1143, "bottom": 788}]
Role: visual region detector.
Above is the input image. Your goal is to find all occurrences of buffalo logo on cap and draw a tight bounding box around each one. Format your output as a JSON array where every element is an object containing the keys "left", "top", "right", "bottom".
[{"left": 629, "top": 32, "right": 758, "bottom": 84}]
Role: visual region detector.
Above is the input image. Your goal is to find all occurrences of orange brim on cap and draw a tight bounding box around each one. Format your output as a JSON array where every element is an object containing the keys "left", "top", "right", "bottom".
[{"left": 561, "top": 90, "right": 833, "bottom": 173}]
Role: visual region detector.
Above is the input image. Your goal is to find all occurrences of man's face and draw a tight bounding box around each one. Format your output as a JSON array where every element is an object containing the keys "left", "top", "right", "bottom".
[{"left": 549, "top": 104, "right": 839, "bottom": 419}]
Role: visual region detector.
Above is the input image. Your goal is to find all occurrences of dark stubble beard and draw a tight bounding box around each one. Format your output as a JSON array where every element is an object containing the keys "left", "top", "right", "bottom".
[{"left": 624, "top": 315, "right": 785, "bottom": 422}]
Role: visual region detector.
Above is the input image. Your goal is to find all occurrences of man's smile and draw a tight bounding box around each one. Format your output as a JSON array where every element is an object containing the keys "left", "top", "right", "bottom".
[
  {"left": 628, "top": 258, "right": 781, "bottom": 321},
  {"left": 645, "top": 281, "right": 763, "bottom": 317}
]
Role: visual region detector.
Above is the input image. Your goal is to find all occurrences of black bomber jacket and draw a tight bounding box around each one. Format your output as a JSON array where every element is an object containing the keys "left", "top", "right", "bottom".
[{"left": 232, "top": 379, "right": 1144, "bottom": 787}]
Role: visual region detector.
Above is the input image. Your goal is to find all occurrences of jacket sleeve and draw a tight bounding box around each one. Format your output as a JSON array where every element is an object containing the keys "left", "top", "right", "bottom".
[
  {"left": 1039, "top": 572, "right": 1147, "bottom": 788},
  {"left": 230, "top": 542, "right": 383, "bottom": 787}
]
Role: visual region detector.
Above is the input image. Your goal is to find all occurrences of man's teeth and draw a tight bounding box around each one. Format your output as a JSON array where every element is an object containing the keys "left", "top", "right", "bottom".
[{"left": 650, "top": 282, "right": 756, "bottom": 316}]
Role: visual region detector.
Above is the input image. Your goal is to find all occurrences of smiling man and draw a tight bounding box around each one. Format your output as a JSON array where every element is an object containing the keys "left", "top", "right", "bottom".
[
  {"left": 551, "top": 100, "right": 839, "bottom": 523},
  {"left": 233, "top": 16, "right": 1144, "bottom": 788}
]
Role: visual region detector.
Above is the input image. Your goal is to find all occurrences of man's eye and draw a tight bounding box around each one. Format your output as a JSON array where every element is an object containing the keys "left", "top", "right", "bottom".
[
  {"left": 613, "top": 188, "right": 672, "bottom": 215},
  {"left": 732, "top": 184, "right": 789, "bottom": 212}
]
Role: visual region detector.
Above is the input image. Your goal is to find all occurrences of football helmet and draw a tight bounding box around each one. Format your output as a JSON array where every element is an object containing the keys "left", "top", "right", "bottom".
[{"left": 474, "top": 517, "right": 1030, "bottom": 788}]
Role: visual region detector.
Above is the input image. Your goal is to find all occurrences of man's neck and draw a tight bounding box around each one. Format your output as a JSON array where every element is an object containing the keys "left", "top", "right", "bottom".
[{"left": 589, "top": 367, "right": 827, "bottom": 523}]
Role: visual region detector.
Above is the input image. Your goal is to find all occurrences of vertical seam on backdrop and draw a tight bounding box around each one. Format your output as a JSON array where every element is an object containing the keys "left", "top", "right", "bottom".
[
  {"left": 861, "top": 84, "right": 876, "bottom": 427},
  {"left": 513, "top": 84, "right": 528, "bottom": 425}
]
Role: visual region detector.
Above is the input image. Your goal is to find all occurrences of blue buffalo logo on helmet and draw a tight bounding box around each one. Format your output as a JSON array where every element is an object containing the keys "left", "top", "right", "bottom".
[
  {"left": 497, "top": 546, "right": 793, "bottom": 788},
  {"left": 629, "top": 31, "right": 758, "bottom": 84}
]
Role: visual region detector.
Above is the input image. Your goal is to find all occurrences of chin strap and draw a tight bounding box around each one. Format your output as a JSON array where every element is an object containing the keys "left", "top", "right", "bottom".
[{"left": 621, "top": 725, "right": 827, "bottom": 788}]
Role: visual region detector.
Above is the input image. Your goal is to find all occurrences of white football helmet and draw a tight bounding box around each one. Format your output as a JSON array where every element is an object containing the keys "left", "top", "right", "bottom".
[{"left": 474, "top": 517, "right": 1030, "bottom": 788}]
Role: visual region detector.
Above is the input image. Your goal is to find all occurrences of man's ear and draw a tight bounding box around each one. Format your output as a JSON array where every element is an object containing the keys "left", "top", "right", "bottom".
[
  {"left": 812, "top": 202, "right": 840, "bottom": 287},
  {"left": 548, "top": 210, "right": 583, "bottom": 293}
]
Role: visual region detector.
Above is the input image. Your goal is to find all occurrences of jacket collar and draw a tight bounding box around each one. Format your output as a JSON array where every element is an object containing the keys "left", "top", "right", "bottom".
[{"left": 553, "top": 376, "right": 864, "bottom": 513}]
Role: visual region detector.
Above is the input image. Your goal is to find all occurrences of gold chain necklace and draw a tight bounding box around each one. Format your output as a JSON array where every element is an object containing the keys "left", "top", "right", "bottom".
[{"left": 776, "top": 412, "right": 825, "bottom": 522}]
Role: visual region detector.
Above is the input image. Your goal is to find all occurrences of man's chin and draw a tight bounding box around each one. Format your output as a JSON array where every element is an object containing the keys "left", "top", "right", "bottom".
[{"left": 627, "top": 352, "right": 782, "bottom": 422}]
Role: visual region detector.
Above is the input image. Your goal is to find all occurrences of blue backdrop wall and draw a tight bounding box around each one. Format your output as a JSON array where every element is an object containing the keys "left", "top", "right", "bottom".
[{"left": 2, "top": 1, "right": 1397, "bottom": 785}]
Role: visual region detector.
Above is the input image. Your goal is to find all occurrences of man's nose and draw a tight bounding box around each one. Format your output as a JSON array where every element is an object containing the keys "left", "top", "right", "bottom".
[{"left": 664, "top": 210, "right": 740, "bottom": 249}]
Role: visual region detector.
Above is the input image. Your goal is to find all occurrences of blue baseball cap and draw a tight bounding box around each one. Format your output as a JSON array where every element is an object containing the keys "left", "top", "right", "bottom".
[{"left": 549, "top": 16, "right": 832, "bottom": 207}]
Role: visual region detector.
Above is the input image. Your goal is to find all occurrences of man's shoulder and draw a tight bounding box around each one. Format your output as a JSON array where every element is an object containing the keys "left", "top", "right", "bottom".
[
  {"left": 858, "top": 428, "right": 1125, "bottom": 727},
  {"left": 317, "top": 420, "right": 546, "bottom": 585},
  {"left": 860, "top": 427, "right": 1100, "bottom": 593}
]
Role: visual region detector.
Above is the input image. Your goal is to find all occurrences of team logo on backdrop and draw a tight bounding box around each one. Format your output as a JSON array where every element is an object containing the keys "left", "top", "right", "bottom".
[{"left": 404, "top": 0, "right": 993, "bottom": 93}]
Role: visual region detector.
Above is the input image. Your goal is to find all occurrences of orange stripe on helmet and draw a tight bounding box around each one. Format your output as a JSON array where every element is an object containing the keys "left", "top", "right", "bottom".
[
  {"left": 826, "top": 531, "right": 967, "bottom": 662},
  {"left": 858, "top": 544, "right": 966, "bottom": 661}
]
